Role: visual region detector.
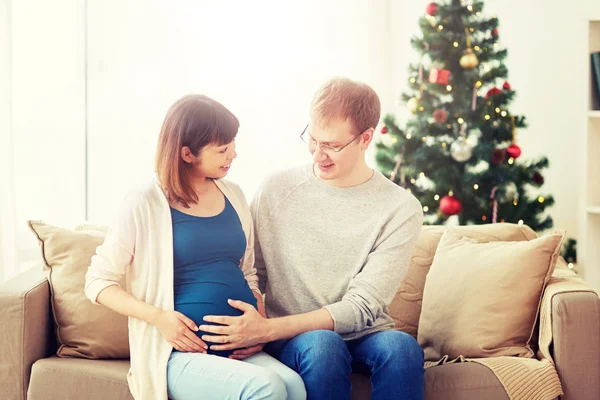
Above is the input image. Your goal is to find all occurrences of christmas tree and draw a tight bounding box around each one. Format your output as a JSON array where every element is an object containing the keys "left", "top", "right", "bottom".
[{"left": 376, "top": 0, "right": 554, "bottom": 231}]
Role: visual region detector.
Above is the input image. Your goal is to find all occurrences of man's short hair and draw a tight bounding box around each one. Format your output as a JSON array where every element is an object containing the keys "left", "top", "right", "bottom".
[{"left": 310, "top": 77, "right": 381, "bottom": 134}]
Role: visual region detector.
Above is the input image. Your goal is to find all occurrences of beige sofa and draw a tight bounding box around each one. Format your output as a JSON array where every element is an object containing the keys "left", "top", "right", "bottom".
[{"left": 1, "top": 227, "right": 600, "bottom": 400}]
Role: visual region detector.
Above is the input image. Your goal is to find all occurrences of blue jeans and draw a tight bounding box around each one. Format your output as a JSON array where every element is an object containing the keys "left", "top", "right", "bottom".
[
  {"left": 264, "top": 330, "right": 424, "bottom": 400},
  {"left": 167, "top": 351, "right": 307, "bottom": 400}
]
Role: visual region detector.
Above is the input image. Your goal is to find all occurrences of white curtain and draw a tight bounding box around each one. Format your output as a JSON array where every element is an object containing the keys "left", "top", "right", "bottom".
[
  {"left": 0, "top": 0, "right": 17, "bottom": 283},
  {"left": 1, "top": 0, "right": 86, "bottom": 283}
]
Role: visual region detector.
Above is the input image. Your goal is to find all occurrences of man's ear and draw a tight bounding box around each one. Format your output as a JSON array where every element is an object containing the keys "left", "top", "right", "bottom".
[{"left": 361, "top": 128, "right": 375, "bottom": 148}]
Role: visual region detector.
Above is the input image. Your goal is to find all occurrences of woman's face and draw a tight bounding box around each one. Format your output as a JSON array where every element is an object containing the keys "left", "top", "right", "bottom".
[{"left": 183, "top": 140, "right": 237, "bottom": 180}]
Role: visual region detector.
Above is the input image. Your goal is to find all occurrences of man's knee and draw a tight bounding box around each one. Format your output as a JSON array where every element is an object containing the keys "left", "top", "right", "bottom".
[
  {"left": 284, "top": 330, "right": 351, "bottom": 372},
  {"left": 373, "top": 331, "right": 424, "bottom": 368},
  {"left": 294, "top": 330, "right": 347, "bottom": 356}
]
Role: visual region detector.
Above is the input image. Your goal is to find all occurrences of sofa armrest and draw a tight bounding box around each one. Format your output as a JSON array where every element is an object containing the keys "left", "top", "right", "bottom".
[
  {"left": 0, "top": 268, "right": 53, "bottom": 400},
  {"left": 551, "top": 291, "right": 600, "bottom": 400}
]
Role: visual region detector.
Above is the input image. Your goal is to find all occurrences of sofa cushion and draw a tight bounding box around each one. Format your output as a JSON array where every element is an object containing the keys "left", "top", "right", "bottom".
[
  {"left": 28, "top": 357, "right": 132, "bottom": 400},
  {"left": 28, "top": 221, "right": 129, "bottom": 359},
  {"left": 424, "top": 362, "right": 510, "bottom": 400},
  {"left": 417, "top": 230, "right": 565, "bottom": 361},
  {"left": 349, "top": 362, "right": 511, "bottom": 400},
  {"left": 388, "top": 223, "right": 538, "bottom": 338}
]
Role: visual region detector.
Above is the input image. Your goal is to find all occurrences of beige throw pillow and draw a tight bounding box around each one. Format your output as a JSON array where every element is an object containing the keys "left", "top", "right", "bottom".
[
  {"left": 388, "top": 223, "right": 538, "bottom": 338},
  {"left": 417, "top": 229, "right": 565, "bottom": 361},
  {"left": 28, "top": 220, "right": 129, "bottom": 359}
]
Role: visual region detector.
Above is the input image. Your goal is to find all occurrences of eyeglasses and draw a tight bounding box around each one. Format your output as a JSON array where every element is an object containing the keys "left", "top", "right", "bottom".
[{"left": 300, "top": 124, "right": 363, "bottom": 154}]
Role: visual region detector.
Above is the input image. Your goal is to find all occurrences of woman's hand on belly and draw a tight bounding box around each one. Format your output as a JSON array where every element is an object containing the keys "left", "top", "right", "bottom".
[
  {"left": 228, "top": 343, "right": 265, "bottom": 360},
  {"left": 152, "top": 309, "right": 209, "bottom": 353}
]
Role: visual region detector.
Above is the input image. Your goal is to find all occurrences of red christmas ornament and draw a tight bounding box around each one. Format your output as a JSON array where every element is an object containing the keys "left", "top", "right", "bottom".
[
  {"left": 486, "top": 88, "right": 503, "bottom": 98},
  {"left": 491, "top": 148, "right": 506, "bottom": 165},
  {"left": 532, "top": 171, "right": 544, "bottom": 185},
  {"left": 429, "top": 68, "right": 451, "bottom": 85},
  {"left": 440, "top": 195, "right": 462, "bottom": 216},
  {"left": 381, "top": 126, "right": 388, "bottom": 134},
  {"left": 506, "top": 144, "right": 522, "bottom": 159},
  {"left": 503, "top": 81, "right": 511, "bottom": 91},
  {"left": 426, "top": 2, "right": 438, "bottom": 16},
  {"left": 433, "top": 109, "right": 449, "bottom": 124},
  {"left": 492, "top": 28, "right": 499, "bottom": 36}
]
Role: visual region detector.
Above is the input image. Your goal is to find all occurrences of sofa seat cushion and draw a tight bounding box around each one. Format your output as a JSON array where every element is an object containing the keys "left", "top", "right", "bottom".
[
  {"left": 28, "top": 357, "right": 132, "bottom": 400},
  {"left": 28, "top": 356, "right": 522, "bottom": 400},
  {"left": 351, "top": 361, "right": 510, "bottom": 400},
  {"left": 424, "top": 362, "right": 509, "bottom": 400}
]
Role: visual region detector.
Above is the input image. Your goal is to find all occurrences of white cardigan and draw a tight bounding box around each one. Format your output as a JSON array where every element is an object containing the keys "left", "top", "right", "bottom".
[{"left": 84, "top": 176, "right": 259, "bottom": 400}]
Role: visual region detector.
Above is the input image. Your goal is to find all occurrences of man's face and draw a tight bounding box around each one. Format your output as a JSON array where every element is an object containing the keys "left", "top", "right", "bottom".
[{"left": 304, "top": 118, "right": 368, "bottom": 184}]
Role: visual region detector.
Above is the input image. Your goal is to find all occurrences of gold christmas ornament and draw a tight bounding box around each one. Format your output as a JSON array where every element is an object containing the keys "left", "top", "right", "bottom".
[
  {"left": 407, "top": 97, "right": 419, "bottom": 114},
  {"left": 460, "top": 28, "right": 479, "bottom": 69},
  {"left": 460, "top": 48, "right": 479, "bottom": 69}
]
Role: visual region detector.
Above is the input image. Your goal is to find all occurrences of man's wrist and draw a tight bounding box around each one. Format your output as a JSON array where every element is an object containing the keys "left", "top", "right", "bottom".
[{"left": 264, "top": 317, "right": 280, "bottom": 342}]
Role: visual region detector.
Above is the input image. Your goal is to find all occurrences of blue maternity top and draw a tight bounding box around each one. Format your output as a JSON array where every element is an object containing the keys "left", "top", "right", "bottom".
[{"left": 171, "top": 196, "right": 258, "bottom": 357}]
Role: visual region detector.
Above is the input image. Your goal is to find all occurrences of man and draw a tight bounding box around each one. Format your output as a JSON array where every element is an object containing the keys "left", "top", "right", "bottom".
[{"left": 199, "top": 77, "right": 424, "bottom": 399}]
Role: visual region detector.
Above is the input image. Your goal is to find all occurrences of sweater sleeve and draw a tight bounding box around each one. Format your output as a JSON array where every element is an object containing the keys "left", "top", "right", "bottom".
[
  {"left": 250, "top": 185, "right": 268, "bottom": 295},
  {"left": 84, "top": 192, "right": 144, "bottom": 305},
  {"left": 231, "top": 184, "right": 260, "bottom": 295},
  {"left": 323, "top": 198, "right": 423, "bottom": 335}
]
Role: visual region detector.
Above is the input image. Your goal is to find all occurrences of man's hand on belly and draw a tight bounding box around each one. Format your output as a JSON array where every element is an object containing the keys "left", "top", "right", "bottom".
[{"left": 199, "top": 299, "right": 273, "bottom": 352}]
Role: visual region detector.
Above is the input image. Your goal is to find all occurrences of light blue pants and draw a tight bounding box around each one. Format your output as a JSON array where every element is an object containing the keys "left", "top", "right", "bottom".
[{"left": 167, "top": 351, "right": 307, "bottom": 400}]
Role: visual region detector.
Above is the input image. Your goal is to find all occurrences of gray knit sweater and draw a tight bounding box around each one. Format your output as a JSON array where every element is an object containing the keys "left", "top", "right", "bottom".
[{"left": 250, "top": 164, "right": 424, "bottom": 340}]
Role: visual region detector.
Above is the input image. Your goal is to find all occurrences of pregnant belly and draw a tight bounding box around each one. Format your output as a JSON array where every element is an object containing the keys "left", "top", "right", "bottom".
[{"left": 174, "top": 274, "right": 258, "bottom": 357}]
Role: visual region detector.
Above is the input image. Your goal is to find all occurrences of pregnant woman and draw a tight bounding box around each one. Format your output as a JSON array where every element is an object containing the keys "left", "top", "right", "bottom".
[{"left": 84, "top": 94, "right": 306, "bottom": 400}]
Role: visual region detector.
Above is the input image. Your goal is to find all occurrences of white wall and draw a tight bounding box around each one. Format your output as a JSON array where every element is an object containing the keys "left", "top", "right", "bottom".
[
  {"left": 389, "top": 0, "right": 600, "bottom": 241},
  {"left": 85, "top": 0, "right": 393, "bottom": 223},
  {"left": 8, "top": 0, "right": 86, "bottom": 278},
  {"left": 0, "top": 0, "right": 16, "bottom": 283}
]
